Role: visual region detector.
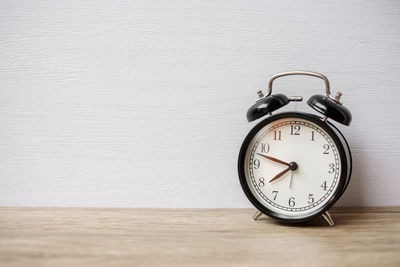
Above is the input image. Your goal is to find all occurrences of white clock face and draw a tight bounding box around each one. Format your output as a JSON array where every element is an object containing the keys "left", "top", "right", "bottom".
[{"left": 244, "top": 117, "right": 341, "bottom": 217}]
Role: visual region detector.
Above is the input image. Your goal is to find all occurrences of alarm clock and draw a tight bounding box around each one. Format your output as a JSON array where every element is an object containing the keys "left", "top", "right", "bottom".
[{"left": 238, "top": 71, "right": 352, "bottom": 226}]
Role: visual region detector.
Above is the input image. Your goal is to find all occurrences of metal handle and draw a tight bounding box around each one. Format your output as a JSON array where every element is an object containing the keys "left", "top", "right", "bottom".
[{"left": 267, "top": 71, "right": 339, "bottom": 103}]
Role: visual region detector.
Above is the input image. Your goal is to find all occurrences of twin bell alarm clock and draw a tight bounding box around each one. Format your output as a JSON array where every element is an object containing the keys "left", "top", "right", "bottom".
[{"left": 238, "top": 71, "right": 352, "bottom": 226}]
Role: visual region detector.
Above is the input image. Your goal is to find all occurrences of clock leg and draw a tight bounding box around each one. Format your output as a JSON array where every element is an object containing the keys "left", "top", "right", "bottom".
[
  {"left": 322, "top": 211, "right": 335, "bottom": 227},
  {"left": 252, "top": 210, "right": 263, "bottom": 220}
]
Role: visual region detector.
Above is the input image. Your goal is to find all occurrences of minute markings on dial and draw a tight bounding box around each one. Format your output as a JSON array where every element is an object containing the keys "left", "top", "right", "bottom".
[{"left": 248, "top": 119, "right": 340, "bottom": 212}]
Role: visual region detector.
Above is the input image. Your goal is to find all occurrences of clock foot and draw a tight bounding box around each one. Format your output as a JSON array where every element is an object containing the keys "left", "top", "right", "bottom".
[
  {"left": 252, "top": 210, "right": 263, "bottom": 220},
  {"left": 322, "top": 211, "right": 335, "bottom": 227}
]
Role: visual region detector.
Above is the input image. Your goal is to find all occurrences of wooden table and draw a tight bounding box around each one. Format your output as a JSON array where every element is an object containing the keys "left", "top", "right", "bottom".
[{"left": 0, "top": 207, "right": 399, "bottom": 266}]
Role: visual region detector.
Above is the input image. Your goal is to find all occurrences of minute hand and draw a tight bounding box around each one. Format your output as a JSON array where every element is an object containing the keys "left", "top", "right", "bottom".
[{"left": 257, "top": 153, "right": 290, "bottom": 167}]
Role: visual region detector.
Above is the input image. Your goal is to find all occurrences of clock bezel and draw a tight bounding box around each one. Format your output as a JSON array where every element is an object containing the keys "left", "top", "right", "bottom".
[{"left": 238, "top": 112, "right": 350, "bottom": 223}]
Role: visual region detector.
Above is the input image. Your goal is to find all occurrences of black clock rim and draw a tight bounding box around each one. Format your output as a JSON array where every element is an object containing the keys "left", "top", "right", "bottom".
[{"left": 237, "top": 112, "right": 349, "bottom": 223}]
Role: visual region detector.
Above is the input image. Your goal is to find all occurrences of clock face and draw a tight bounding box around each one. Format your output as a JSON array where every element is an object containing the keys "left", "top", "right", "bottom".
[{"left": 239, "top": 113, "right": 348, "bottom": 220}]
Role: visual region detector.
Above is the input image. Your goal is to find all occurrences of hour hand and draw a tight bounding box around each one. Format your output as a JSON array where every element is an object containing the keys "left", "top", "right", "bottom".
[
  {"left": 269, "top": 167, "right": 290, "bottom": 183},
  {"left": 257, "top": 153, "right": 290, "bottom": 167}
]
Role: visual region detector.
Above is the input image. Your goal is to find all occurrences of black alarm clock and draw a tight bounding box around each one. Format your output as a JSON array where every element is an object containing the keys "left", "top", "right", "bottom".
[{"left": 238, "top": 71, "right": 352, "bottom": 226}]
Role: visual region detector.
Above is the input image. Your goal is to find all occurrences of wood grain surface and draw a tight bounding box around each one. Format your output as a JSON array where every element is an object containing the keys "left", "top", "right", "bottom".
[{"left": 0, "top": 207, "right": 399, "bottom": 267}]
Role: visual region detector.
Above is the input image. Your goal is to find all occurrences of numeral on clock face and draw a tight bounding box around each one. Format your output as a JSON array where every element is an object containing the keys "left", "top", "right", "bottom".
[
  {"left": 272, "top": 191, "right": 278, "bottom": 200},
  {"left": 273, "top": 130, "right": 281, "bottom": 140},
  {"left": 288, "top": 197, "right": 295, "bottom": 207},
  {"left": 253, "top": 159, "right": 260, "bottom": 169},
  {"left": 261, "top": 143, "right": 270, "bottom": 153},
  {"left": 308, "top": 194, "right": 314, "bottom": 204},
  {"left": 323, "top": 144, "right": 330, "bottom": 154},
  {"left": 290, "top": 125, "right": 300, "bottom": 135},
  {"left": 321, "top": 181, "right": 327, "bottom": 191},
  {"left": 328, "top": 163, "right": 335, "bottom": 173}
]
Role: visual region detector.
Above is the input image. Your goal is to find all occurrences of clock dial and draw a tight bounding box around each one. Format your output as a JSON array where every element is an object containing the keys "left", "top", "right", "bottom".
[{"left": 244, "top": 117, "right": 341, "bottom": 217}]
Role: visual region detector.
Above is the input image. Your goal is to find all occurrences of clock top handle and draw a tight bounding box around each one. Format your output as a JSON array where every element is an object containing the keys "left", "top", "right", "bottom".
[{"left": 267, "top": 71, "right": 339, "bottom": 103}]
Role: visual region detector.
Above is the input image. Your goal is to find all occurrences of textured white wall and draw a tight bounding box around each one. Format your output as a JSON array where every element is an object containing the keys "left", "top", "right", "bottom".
[{"left": 1, "top": 0, "right": 399, "bottom": 207}]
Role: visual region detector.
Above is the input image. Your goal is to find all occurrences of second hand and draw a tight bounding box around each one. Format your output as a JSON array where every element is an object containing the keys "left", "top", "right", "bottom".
[{"left": 289, "top": 171, "right": 293, "bottom": 189}]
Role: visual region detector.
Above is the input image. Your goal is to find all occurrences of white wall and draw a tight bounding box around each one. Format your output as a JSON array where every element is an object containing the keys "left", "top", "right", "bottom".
[{"left": 1, "top": 0, "right": 399, "bottom": 207}]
